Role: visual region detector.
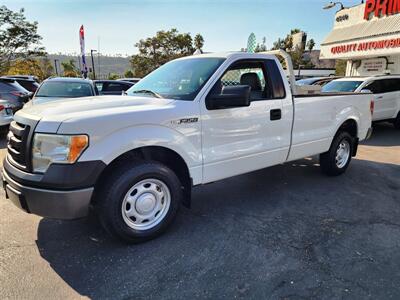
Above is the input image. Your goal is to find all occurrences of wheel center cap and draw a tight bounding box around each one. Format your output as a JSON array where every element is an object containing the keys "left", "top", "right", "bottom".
[{"left": 136, "top": 193, "right": 156, "bottom": 214}]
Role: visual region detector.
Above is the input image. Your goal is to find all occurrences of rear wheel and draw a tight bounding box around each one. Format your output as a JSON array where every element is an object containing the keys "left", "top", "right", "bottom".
[
  {"left": 97, "top": 161, "right": 182, "bottom": 243},
  {"left": 320, "top": 132, "right": 354, "bottom": 176}
]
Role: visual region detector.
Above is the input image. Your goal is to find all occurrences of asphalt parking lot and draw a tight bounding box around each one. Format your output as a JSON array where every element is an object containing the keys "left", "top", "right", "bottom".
[{"left": 0, "top": 123, "right": 399, "bottom": 299}]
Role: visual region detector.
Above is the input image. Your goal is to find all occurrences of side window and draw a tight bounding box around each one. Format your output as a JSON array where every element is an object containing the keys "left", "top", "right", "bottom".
[
  {"left": 220, "top": 62, "right": 268, "bottom": 101},
  {"left": 107, "top": 83, "right": 125, "bottom": 92},
  {"left": 382, "top": 79, "right": 400, "bottom": 93},
  {"left": 210, "top": 60, "right": 274, "bottom": 102},
  {"left": 365, "top": 80, "right": 383, "bottom": 94}
]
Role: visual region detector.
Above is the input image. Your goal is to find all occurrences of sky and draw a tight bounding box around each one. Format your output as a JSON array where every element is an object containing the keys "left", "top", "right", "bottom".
[{"left": 3, "top": 0, "right": 362, "bottom": 56}]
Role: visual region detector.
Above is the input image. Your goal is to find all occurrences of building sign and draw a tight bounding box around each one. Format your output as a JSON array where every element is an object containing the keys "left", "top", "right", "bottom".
[
  {"left": 364, "top": 0, "right": 400, "bottom": 20},
  {"left": 360, "top": 58, "right": 387, "bottom": 74},
  {"left": 331, "top": 38, "right": 400, "bottom": 54}
]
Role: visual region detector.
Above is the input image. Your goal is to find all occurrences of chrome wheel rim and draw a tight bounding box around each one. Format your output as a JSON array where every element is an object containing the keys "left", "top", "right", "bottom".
[
  {"left": 335, "top": 140, "right": 350, "bottom": 169},
  {"left": 121, "top": 179, "right": 171, "bottom": 231}
]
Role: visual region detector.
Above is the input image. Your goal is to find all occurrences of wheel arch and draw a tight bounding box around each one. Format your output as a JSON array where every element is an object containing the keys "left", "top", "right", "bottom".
[
  {"left": 92, "top": 145, "right": 193, "bottom": 208},
  {"left": 336, "top": 118, "right": 358, "bottom": 138},
  {"left": 334, "top": 118, "right": 359, "bottom": 156}
]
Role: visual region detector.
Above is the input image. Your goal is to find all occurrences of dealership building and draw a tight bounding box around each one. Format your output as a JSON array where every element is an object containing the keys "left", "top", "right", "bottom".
[{"left": 320, "top": 0, "right": 400, "bottom": 76}]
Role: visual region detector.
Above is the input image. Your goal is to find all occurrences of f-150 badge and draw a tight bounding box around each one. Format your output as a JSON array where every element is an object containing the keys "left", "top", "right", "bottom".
[{"left": 171, "top": 118, "right": 199, "bottom": 125}]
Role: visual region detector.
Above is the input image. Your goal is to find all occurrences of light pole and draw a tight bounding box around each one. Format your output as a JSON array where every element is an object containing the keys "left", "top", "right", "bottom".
[
  {"left": 90, "top": 49, "right": 97, "bottom": 79},
  {"left": 323, "top": 2, "right": 345, "bottom": 10},
  {"left": 54, "top": 59, "right": 59, "bottom": 76}
]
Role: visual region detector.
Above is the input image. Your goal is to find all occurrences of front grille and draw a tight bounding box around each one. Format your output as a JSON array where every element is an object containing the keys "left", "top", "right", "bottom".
[{"left": 7, "top": 121, "right": 31, "bottom": 171}]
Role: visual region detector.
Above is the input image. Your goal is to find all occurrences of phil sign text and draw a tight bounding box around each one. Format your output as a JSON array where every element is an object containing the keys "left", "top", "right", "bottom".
[{"left": 364, "top": 0, "right": 400, "bottom": 19}]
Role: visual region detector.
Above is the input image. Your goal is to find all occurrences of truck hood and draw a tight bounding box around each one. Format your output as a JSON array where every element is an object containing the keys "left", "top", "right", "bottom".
[
  {"left": 17, "top": 95, "right": 176, "bottom": 132},
  {"left": 31, "top": 96, "right": 68, "bottom": 105},
  {"left": 21, "top": 95, "right": 174, "bottom": 119}
]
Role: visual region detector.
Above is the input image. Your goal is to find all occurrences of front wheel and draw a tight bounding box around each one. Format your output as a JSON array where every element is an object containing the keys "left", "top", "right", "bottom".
[
  {"left": 97, "top": 161, "right": 182, "bottom": 243},
  {"left": 320, "top": 132, "right": 354, "bottom": 176}
]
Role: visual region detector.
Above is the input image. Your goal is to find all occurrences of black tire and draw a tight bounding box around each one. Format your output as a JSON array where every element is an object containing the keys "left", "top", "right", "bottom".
[
  {"left": 320, "top": 131, "right": 354, "bottom": 176},
  {"left": 96, "top": 161, "right": 182, "bottom": 243},
  {"left": 393, "top": 113, "right": 400, "bottom": 129}
]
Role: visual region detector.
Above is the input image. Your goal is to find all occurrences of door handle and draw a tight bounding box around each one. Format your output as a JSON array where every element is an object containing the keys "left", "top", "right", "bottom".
[
  {"left": 270, "top": 109, "right": 282, "bottom": 121},
  {"left": 376, "top": 96, "right": 384, "bottom": 100}
]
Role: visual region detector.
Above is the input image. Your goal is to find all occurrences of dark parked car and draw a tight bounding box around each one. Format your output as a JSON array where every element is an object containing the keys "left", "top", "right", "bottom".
[
  {"left": 94, "top": 80, "right": 134, "bottom": 95},
  {"left": 3, "top": 76, "right": 40, "bottom": 93},
  {"left": 118, "top": 77, "right": 141, "bottom": 84},
  {"left": 32, "top": 77, "right": 98, "bottom": 105},
  {"left": 296, "top": 76, "right": 341, "bottom": 87},
  {"left": 0, "top": 78, "right": 31, "bottom": 111}
]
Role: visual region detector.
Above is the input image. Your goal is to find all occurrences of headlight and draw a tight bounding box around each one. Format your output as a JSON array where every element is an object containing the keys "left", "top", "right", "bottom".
[{"left": 32, "top": 133, "right": 89, "bottom": 173}]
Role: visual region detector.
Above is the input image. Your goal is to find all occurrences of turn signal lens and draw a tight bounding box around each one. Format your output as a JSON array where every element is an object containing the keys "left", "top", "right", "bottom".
[{"left": 68, "top": 135, "right": 89, "bottom": 163}]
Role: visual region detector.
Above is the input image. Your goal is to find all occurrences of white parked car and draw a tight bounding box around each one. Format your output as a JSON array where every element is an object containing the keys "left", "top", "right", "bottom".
[
  {"left": 0, "top": 99, "right": 14, "bottom": 131},
  {"left": 2, "top": 52, "right": 373, "bottom": 243},
  {"left": 322, "top": 76, "right": 400, "bottom": 128}
]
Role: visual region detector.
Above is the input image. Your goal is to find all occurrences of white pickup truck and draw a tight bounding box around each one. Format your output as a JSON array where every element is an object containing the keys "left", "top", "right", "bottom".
[{"left": 2, "top": 52, "right": 373, "bottom": 243}]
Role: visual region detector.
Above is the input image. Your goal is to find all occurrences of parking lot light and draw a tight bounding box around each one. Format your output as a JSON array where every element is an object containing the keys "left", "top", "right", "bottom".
[
  {"left": 323, "top": 2, "right": 345, "bottom": 10},
  {"left": 90, "top": 49, "right": 97, "bottom": 80}
]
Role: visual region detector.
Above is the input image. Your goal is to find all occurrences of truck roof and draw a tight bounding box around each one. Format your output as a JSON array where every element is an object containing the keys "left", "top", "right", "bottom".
[{"left": 180, "top": 51, "right": 278, "bottom": 60}]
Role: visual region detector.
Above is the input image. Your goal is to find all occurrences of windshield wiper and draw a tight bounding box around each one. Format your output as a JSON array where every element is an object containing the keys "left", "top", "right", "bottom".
[{"left": 131, "top": 90, "right": 163, "bottom": 99}]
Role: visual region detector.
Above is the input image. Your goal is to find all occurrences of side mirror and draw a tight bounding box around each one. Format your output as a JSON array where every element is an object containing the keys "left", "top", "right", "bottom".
[
  {"left": 206, "top": 85, "right": 251, "bottom": 110},
  {"left": 360, "top": 89, "right": 372, "bottom": 94}
]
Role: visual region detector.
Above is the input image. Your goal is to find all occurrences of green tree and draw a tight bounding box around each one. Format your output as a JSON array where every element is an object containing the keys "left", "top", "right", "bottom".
[
  {"left": 124, "top": 69, "right": 134, "bottom": 78},
  {"left": 108, "top": 73, "right": 119, "bottom": 80},
  {"left": 39, "top": 57, "right": 54, "bottom": 79},
  {"left": 306, "top": 39, "right": 316, "bottom": 52},
  {"left": 255, "top": 37, "right": 267, "bottom": 52},
  {"left": 194, "top": 34, "right": 204, "bottom": 50},
  {"left": 61, "top": 59, "right": 79, "bottom": 77},
  {"left": 130, "top": 29, "right": 204, "bottom": 77},
  {"left": 271, "top": 29, "right": 314, "bottom": 69},
  {"left": 0, "top": 6, "right": 45, "bottom": 74},
  {"left": 6, "top": 57, "right": 53, "bottom": 81}
]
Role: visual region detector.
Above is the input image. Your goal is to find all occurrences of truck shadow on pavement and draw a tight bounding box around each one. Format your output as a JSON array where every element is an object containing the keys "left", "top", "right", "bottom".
[{"left": 35, "top": 153, "right": 400, "bottom": 299}]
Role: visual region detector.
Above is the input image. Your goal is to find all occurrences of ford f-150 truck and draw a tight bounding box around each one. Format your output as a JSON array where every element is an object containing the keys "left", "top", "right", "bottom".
[{"left": 2, "top": 52, "right": 373, "bottom": 243}]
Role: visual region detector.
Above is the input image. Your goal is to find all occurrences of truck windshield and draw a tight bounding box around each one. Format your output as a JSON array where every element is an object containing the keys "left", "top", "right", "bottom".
[
  {"left": 126, "top": 57, "right": 225, "bottom": 100},
  {"left": 321, "top": 80, "right": 363, "bottom": 93}
]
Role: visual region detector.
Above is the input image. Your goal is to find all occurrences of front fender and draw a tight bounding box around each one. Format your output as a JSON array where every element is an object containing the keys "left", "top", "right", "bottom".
[{"left": 77, "top": 125, "right": 203, "bottom": 185}]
